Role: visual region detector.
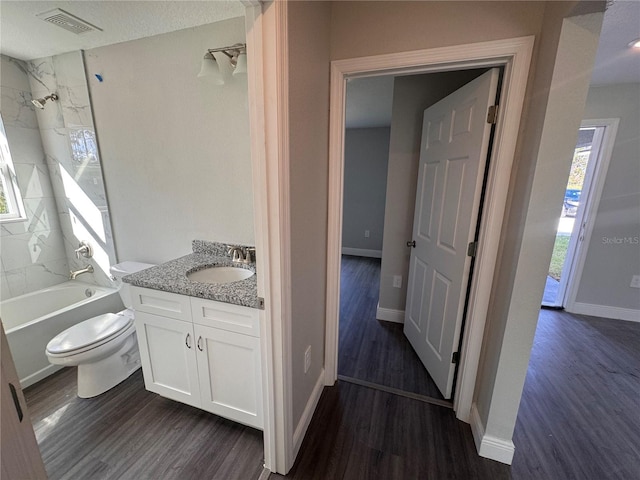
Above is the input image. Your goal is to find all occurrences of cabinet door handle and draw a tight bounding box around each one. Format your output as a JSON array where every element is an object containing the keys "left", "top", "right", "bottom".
[
  {"left": 197, "top": 336, "right": 203, "bottom": 352},
  {"left": 185, "top": 333, "right": 191, "bottom": 349}
]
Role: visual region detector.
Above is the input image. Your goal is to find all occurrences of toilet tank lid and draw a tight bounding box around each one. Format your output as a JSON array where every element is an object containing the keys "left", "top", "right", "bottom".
[{"left": 110, "top": 261, "right": 156, "bottom": 277}]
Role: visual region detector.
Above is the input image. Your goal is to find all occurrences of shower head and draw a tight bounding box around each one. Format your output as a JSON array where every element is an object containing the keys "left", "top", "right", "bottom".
[{"left": 31, "top": 93, "right": 59, "bottom": 109}]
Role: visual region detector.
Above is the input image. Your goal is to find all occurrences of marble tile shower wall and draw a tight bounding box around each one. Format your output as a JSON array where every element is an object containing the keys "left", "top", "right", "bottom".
[
  {"left": 0, "top": 55, "right": 69, "bottom": 298},
  {"left": 26, "top": 51, "right": 116, "bottom": 288}
]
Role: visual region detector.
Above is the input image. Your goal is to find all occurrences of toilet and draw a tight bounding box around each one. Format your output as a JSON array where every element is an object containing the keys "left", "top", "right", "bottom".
[{"left": 46, "top": 261, "right": 155, "bottom": 398}]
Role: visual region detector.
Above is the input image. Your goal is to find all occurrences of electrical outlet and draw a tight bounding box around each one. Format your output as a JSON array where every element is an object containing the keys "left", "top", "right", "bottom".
[
  {"left": 304, "top": 345, "right": 311, "bottom": 373},
  {"left": 393, "top": 275, "right": 402, "bottom": 288},
  {"left": 364, "top": 230, "right": 370, "bottom": 238},
  {"left": 631, "top": 275, "right": 640, "bottom": 288}
]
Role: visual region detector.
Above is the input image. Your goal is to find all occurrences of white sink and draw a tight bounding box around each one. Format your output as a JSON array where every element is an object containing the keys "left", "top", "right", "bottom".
[{"left": 187, "top": 266, "right": 254, "bottom": 284}]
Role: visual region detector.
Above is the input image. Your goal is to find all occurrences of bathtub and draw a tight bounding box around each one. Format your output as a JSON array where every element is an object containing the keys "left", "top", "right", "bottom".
[{"left": 1, "top": 281, "right": 124, "bottom": 388}]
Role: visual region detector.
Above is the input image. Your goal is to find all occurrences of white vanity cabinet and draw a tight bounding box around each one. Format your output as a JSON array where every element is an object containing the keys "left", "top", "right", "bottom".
[{"left": 131, "top": 286, "right": 263, "bottom": 429}]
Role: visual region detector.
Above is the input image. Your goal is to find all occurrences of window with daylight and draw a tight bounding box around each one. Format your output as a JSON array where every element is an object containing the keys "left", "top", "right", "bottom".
[{"left": 0, "top": 114, "right": 26, "bottom": 222}]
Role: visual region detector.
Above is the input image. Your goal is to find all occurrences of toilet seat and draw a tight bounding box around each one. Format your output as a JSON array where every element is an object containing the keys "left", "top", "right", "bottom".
[{"left": 46, "top": 311, "right": 134, "bottom": 357}]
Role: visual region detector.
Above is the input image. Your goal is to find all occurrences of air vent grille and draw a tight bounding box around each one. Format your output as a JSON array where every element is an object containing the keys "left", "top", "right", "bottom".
[{"left": 36, "top": 8, "right": 102, "bottom": 35}]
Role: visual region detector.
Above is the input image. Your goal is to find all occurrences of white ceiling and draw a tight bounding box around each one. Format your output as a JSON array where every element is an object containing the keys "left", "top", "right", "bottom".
[
  {"left": 0, "top": 1, "right": 245, "bottom": 61},
  {"left": 345, "top": 1, "right": 639, "bottom": 129},
  {"left": 590, "top": 0, "right": 640, "bottom": 86}
]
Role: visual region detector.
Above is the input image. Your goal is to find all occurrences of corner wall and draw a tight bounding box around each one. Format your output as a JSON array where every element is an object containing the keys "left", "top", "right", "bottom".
[{"left": 472, "top": 5, "right": 604, "bottom": 461}]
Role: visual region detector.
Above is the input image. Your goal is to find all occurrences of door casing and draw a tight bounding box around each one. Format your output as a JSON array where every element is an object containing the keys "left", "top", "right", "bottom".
[
  {"left": 324, "top": 36, "right": 535, "bottom": 423},
  {"left": 562, "top": 118, "right": 619, "bottom": 310}
]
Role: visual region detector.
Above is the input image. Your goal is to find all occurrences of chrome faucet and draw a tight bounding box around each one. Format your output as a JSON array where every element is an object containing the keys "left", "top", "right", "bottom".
[
  {"left": 226, "top": 246, "right": 256, "bottom": 264},
  {"left": 70, "top": 265, "right": 94, "bottom": 280},
  {"left": 227, "top": 246, "right": 245, "bottom": 263}
]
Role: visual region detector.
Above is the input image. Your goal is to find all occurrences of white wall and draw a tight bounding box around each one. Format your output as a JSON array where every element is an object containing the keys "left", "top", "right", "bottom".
[
  {"left": 342, "top": 127, "right": 389, "bottom": 254},
  {"left": 287, "top": 0, "right": 332, "bottom": 434},
  {"left": 378, "top": 70, "right": 485, "bottom": 312},
  {"left": 572, "top": 83, "right": 640, "bottom": 313},
  {"left": 0, "top": 55, "right": 68, "bottom": 298},
  {"left": 85, "top": 17, "right": 253, "bottom": 264},
  {"left": 473, "top": 6, "right": 603, "bottom": 452}
]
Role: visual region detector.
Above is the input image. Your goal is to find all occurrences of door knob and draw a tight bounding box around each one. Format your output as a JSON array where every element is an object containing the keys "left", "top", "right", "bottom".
[{"left": 407, "top": 240, "right": 416, "bottom": 248}]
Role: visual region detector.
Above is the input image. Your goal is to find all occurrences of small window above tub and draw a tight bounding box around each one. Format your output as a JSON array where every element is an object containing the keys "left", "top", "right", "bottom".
[{"left": 0, "top": 113, "right": 26, "bottom": 223}]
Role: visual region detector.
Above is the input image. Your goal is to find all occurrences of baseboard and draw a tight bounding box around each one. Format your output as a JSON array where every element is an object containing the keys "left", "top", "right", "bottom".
[
  {"left": 293, "top": 368, "right": 325, "bottom": 459},
  {"left": 470, "top": 403, "right": 515, "bottom": 465},
  {"left": 21, "top": 364, "right": 64, "bottom": 389},
  {"left": 257, "top": 467, "right": 271, "bottom": 480},
  {"left": 376, "top": 303, "right": 405, "bottom": 323},
  {"left": 566, "top": 302, "right": 640, "bottom": 323},
  {"left": 341, "top": 247, "right": 382, "bottom": 258}
]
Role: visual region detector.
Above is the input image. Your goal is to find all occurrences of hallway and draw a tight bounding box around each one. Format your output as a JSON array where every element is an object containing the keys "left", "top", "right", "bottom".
[{"left": 273, "top": 256, "right": 640, "bottom": 479}]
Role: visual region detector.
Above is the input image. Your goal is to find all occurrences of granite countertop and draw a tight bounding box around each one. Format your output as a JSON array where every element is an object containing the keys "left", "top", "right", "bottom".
[{"left": 122, "top": 240, "right": 259, "bottom": 309}]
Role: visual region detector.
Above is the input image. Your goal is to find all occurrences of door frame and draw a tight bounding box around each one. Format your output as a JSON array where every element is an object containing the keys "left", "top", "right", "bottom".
[
  {"left": 324, "top": 36, "right": 535, "bottom": 422},
  {"left": 562, "top": 118, "right": 619, "bottom": 310}
]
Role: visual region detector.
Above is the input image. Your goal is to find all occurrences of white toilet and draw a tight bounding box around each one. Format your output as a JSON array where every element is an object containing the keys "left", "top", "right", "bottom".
[{"left": 46, "top": 261, "right": 155, "bottom": 398}]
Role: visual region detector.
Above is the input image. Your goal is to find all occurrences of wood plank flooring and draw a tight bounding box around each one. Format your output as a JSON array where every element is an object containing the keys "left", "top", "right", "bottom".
[
  {"left": 24, "top": 368, "right": 265, "bottom": 480},
  {"left": 274, "top": 286, "right": 640, "bottom": 478},
  {"left": 510, "top": 309, "right": 640, "bottom": 479},
  {"left": 338, "top": 255, "right": 444, "bottom": 400}
]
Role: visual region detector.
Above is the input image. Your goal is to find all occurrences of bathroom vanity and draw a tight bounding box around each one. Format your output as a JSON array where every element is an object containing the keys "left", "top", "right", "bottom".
[{"left": 123, "top": 241, "right": 263, "bottom": 429}]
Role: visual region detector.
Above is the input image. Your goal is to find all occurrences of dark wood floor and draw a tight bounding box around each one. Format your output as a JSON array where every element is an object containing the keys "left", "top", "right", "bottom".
[
  {"left": 274, "top": 281, "right": 640, "bottom": 478},
  {"left": 24, "top": 368, "right": 265, "bottom": 480},
  {"left": 510, "top": 309, "right": 640, "bottom": 479},
  {"left": 338, "top": 255, "right": 444, "bottom": 400}
]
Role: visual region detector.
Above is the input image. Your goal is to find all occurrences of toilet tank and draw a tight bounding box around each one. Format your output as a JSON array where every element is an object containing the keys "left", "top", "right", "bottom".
[{"left": 110, "top": 261, "right": 155, "bottom": 309}]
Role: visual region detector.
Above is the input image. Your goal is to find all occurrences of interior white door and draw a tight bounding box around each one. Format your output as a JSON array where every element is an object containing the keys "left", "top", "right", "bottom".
[{"left": 403, "top": 68, "right": 499, "bottom": 399}]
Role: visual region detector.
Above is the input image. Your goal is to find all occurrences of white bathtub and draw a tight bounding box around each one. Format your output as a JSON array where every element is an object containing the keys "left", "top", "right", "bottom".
[{"left": 1, "top": 281, "right": 124, "bottom": 388}]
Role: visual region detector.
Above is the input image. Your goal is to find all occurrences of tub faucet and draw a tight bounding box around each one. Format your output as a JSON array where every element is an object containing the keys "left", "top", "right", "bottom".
[{"left": 70, "top": 265, "right": 94, "bottom": 280}]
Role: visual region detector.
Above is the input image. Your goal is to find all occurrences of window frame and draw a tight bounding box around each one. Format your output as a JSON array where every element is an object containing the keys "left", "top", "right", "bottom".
[{"left": 0, "top": 114, "right": 27, "bottom": 223}]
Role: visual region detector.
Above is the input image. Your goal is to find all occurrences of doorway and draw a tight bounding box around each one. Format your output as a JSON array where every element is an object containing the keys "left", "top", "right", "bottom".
[
  {"left": 542, "top": 119, "right": 619, "bottom": 308},
  {"left": 325, "top": 37, "right": 535, "bottom": 422},
  {"left": 338, "top": 68, "right": 495, "bottom": 404}
]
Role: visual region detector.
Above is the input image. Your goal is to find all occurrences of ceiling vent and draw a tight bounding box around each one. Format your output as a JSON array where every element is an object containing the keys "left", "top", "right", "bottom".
[{"left": 36, "top": 8, "right": 102, "bottom": 35}]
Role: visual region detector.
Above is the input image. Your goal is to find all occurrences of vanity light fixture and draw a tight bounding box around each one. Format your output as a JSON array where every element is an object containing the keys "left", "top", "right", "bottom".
[
  {"left": 198, "top": 43, "right": 247, "bottom": 83},
  {"left": 31, "top": 93, "right": 59, "bottom": 109},
  {"left": 628, "top": 38, "right": 640, "bottom": 49}
]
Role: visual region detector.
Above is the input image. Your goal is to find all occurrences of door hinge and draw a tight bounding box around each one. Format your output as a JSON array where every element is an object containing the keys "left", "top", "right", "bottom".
[
  {"left": 487, "top": 105, "right": 499, "bottom": 124},
  {"left": 467, "top": 241, "right": 478, "bottom": 257},
  {"left": 452, "top": 351, "right": 459, "bottom": 364},
  {"left": 258, "top": 297, "right": 265, "bottom": 310}
]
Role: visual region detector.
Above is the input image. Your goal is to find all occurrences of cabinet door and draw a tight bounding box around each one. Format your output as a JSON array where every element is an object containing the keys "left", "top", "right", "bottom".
[
  {"left": 135, "top": 311, "right": 200, "bottom": 408},
  {"left": 194, "top": 324, "right": 263, "bottom": 429}
]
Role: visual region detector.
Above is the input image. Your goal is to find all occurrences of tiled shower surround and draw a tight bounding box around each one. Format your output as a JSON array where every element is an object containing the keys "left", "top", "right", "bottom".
[
  {"left": 0, "top": 51, "right": 116, "bottom": 299},
  {"left": 0, "top": 55, "right": 68, "bottom": 297}
]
